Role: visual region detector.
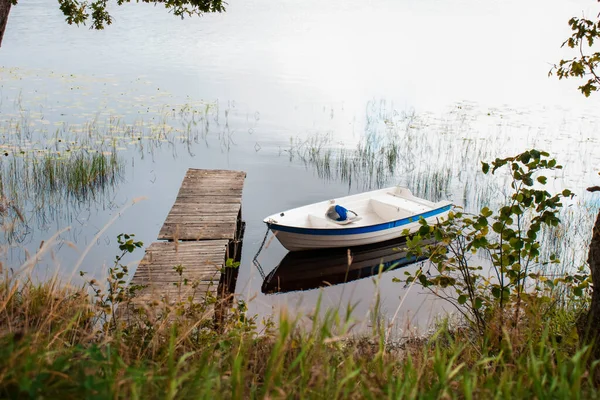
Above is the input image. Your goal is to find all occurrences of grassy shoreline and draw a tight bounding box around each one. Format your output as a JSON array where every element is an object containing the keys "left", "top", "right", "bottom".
[
  {"left": 1, "top": 147, "right": 599, "bottom": 398},
  {"left": 0, "top": 270, "right": 597, "bottom": 399}
]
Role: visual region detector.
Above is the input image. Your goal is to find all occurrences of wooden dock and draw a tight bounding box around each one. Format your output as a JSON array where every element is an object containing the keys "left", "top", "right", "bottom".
[{"left": 129, "top": 169, "right": 245, "bottom": 305}]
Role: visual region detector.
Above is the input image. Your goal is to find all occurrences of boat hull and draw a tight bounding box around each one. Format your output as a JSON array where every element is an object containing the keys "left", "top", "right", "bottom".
[{"left": 268, "top": 210, "right": 447, "bottom": 251}]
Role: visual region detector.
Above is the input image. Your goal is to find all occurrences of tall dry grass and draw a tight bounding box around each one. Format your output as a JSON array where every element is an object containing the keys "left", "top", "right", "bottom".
[{"left": 0, "top": 267, "right": 597, "bottom": 399}]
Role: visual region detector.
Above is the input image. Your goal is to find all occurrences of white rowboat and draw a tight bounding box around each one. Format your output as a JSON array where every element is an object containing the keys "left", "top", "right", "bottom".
[{"left": 263, "top": 186, "right": 452, "bottom": 251}]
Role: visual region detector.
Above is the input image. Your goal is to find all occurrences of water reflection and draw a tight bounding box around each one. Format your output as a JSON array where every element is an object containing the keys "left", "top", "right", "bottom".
[{"left": 261, "top": 237, "right": 431, "bottom": 294}]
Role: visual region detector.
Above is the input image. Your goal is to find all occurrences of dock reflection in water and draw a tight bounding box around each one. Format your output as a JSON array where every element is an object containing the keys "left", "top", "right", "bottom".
[{"left": 261, "top": 238, "right": 432, "bottom": 294}]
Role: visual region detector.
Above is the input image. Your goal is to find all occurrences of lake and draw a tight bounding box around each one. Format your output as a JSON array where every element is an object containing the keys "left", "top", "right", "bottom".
[{"left": 1, "top": 0, "right": 599, "bottom": 333}]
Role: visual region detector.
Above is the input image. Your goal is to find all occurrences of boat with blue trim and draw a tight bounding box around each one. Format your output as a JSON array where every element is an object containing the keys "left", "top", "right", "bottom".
[{"left": 263, "top": 186, "right": 452, "bottom": 251}]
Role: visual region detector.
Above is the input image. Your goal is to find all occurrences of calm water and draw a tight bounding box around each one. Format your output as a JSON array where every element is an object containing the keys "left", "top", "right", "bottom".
[{"left": 1, "top": 0, "right": 600, "bottom": 332}]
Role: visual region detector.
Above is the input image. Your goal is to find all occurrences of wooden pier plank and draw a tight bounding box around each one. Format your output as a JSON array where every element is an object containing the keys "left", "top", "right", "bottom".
[
  {"left": 128, "top": 169, "right": 245, "bottom": 307},
  {"left": 130, "top": 240, "right": 229, "bottom": 302},
  {"left": 159, "top": 169, "right": 246, "bottom": 241}
]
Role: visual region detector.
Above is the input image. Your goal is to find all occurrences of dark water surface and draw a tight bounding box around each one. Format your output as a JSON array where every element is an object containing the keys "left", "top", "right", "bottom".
[{"left": 2, "top": 0, "right": 600, "bottom": 332}]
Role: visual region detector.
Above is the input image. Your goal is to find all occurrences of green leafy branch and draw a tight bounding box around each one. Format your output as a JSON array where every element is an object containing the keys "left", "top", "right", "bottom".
[
  {"left": 551, "top": 14, "right": 600, "bottom": 97},
  {"left": 81, "top": 233, "right": 144, "bottom": 331},
  {"left": 404, "top": 150, "right": 578, "bottom": 335},
  {"left": 57, "top": 0, "right": 226, "bottom": 30}
]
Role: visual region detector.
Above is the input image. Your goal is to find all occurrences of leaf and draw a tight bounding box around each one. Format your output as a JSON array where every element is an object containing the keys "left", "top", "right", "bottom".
[
  {"left": 474, "top": 298, "right": 484, "bottom": 309},
  {"left": 516, "top": 193, "right": 524, "bottom": 202},
  {"left": 492, "top": 222, "right": 504, "bottom": 233},
  {"left": 481, "top": 162, "right": 490, "bottom": 174},
  {"left": 225, "top": 258, "right": 240, "bottom": 268},
  {"left": 418, "top": 225, "right": 431, "bottom": 236},
  {"left": 481, "top": 207, "right": 493, "bottom": 217},
  {"left": 458, "top": 295, "right": 467, "bottom": 305}
]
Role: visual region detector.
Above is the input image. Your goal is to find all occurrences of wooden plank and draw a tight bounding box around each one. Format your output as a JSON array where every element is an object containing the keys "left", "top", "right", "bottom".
[
  {"left": 133, "top": 289, "right": 217, "bottom": 302},
  {"left": 187, "top": 169, "right": 246, "bottom": 177},
  {"left": 137, "top": 260, "right": 224, "bottom": 267},
  {"left": 169, "top": 204, "right": 241, "bottom": 212},
  {"left": 159, "top": 169, "right": 244, "bottom": 241},
  {"left": 174, "top": 188, "right": 243, "bottom": 196},
  {"left": 174, "top": 195, "right": 242, "bottom": 200},
  {"left": 140, "top": 251, "right": 226, "bottom": 258},
  {"left": 179, "top": 178, "right": 245, "bottom": 186},
  {"left": 158, "top": 227, "right": 236, "bottom": 240},
  {"left": 129, "top": 240, "right": 228, "bottom": 305},
  {"left": 145, "top": 239, "right": 229, "bottom": 248},
  {"left": 140, "top": 274, "right": 217, "bottom": 281},
  {"left": 128, "top": 169, "right": 245, "bottom": 306},
  {"left": 177, "top": 180, "right": 243, "bottom": 186},
  {"left": 163, "top": 215, "right": 237, "bottom": 223},
  {"left": 138, "top": 251, "right": 225, "bottom": 257},
  {"left": 137, "top": 256, "right": 224, "bottom": 264},
  {"left": 146, "top": 239, "right": 229, "bottom": 247},
  {"left": 172, "top": 196, "right": 243, "bottom": 204},
  {"left": 133, "top": 275, "right": 219, "bottom": 282}
]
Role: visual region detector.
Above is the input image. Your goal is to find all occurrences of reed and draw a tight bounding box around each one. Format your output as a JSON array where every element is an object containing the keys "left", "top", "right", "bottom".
[
  {"left": 286, "top": 101, "right": 599, "bottom": 280},
  {"left": 0, "top": 89, "right": 227, "bottom": 243},
  {"left": 0, "top": 149, "right": 123, "bottom": 242},
  {"left": 0, "top": 271, "right": 596, "bottom": 399}
]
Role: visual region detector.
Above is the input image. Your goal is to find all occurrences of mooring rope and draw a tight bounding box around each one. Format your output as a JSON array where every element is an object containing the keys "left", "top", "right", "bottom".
[{"left": 252, "top": 225, "right": 271, "bottom": 280}]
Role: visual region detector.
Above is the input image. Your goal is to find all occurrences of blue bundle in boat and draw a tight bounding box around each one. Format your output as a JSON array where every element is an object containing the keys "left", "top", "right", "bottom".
[
  {"left": 334, "top": 205, "right": 348, "bottom": 221},
  {"left": 326, "top": 204, "right": 349, "bottom": 221}
]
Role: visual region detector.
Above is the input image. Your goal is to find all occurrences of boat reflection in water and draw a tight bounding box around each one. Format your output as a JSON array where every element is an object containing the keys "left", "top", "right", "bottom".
[{"left": 261, "top": 237, "right": 432, "bottom": 294}]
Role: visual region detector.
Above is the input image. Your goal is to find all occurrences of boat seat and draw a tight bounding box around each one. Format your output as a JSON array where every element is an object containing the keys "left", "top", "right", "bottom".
[
  {"left": 370, "top": 198, "right": 415, "bottom": 220},
  {"left": 386, "top": 190, "right": 434, "bottom": 208},
  {"left": 308, "top": 214, "right": 345, "bottom": 228},
  {"left": 376, "top": 194, "right": 430, "bottom": 213}
]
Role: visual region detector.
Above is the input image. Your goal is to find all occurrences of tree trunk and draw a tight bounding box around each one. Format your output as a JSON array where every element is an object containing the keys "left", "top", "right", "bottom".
[
  {"left": 579, "top": 186, "right": 600, "bottom": 355},
  {"left": 0, "top": 0, "right": 13, "bottom": 48}
]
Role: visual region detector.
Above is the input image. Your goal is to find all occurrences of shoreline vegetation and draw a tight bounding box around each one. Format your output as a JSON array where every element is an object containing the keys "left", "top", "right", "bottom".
[
  {"left": 0, "top": 79, "right": 598, "bottom": 397},
  {"left": 1, "top": 72, "right": 599, "bottom": 398},
  {"left": 0, "top": 259, "right": 596, "bottom": 398},
  {"left": 3, "top": 3, "right": 600, "bottom": 396},
  {"left": 1, "top": 150, "right": 599, "bottom": 398}
]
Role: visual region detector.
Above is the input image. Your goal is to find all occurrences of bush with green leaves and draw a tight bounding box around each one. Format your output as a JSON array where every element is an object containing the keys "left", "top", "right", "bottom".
[
  {"left": 404, "top": 149, "right": 589, "bottom": 336},
  {"left": 81, "top": 233, "right": 144, "bottom": 331}
]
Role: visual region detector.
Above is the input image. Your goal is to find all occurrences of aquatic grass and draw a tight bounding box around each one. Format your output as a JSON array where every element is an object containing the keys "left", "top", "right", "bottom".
[
  {"left": 286, "top": 101, "right": 600, "bottom": 282},
  {"left": 0, "top": 149, "right": 123, "bottom": 243},
  {"left": 286, "top": 130, "right": 403, "bottom": 191},
  {"left": 538, "top": 200, "right": 600, "bottom": 276},
  {"left": 0, "top": 86, "right": 242, "bottom": 246},
  {"left": 288, "top": 101, "right": 599, "bottom": 211},
  {"left": 0, "top": 150, "right": 122, "bottom": 202},
  {"left": 0, "top": 93, "right": 226, "bottom": 162}
]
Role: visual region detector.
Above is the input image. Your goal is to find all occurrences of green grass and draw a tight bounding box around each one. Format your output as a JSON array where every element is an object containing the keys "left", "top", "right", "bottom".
[{"left": 0, "top": 272, "right": 598, "bottom": 399}]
